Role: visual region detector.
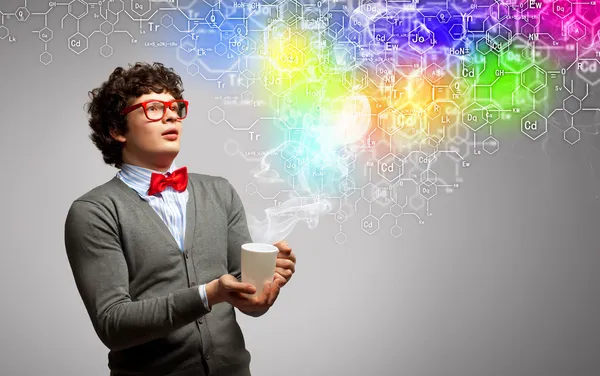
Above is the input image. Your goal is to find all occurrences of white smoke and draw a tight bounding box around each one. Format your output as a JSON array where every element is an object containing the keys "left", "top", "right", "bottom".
[
  {"left": 247, "top": 196, "right": 332, "bottom": 245},
  {"left": 244, "top": 93, "right": 371, "bottom": 245},
  {"left": 245, "top": 140, "right": 333, "bottom": 244}
]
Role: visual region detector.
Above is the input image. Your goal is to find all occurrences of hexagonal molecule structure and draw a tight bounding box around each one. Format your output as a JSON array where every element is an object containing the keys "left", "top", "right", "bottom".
[
  {"left": 334, "top": 210, "right": 348, "bottom": 224},
  {"left": 462, "top": 103, "right": 488, "bottom": 131},
  {"left": 564, "top": 127, "right": 580, "bottom": 145},
  {"left": 419, "top": 182, "right": 437, "bottom": 200},
  {"left": 521, "top": 65, "right": 547, "bottom": 93},
  {"left": 361, "top": 214, "right": 379, "bottom": 235},
  {"left": 486, "top": 23, "right": 512, "bottom": 52},
  {"left": 68, "top": 32, "right": 88, "bottom": 55},
  {"left": 15, "top": 7, "right": 30, "bottom": 21},
  {"left": 40, "top": 52, "right": 52, "bottom": 65},
  {"left": 208, "top": 106, "right": 225, "bottom": 124},
  {"left": 521, "top": 111, "right": 547, "bottom": 140},
  {"left": 408, "top": 24, "right": 436, "bottom": 54},
  {"left": 39, "top": 27, "right": 53, "bottom": 43},
  {"left": 334, "top": 232, "right": 347, "bottom": 244},
  {"left": 131, "top": 0, "right": 151, "bottom": 17},
  {"left": 390, "top": 225, "right": 403, "bottom": 238},
  {"left": 0, "top": 26, "right": 8, "bottom": 40},
  {"left": 553, "top": 0, "right": 573, "bottom": 19},
  {"left": 361, "top": 183, "right": 380, "bottom": 203},
  {"left": 483, "top": 136, "right": 499, "bottom": 155},
  {"left": 377, "top": 153, "right": 403, "bottom": 183},
  {"left": 68, "top": 0, "right": 88, "bottom": 20},
  {"left": 563, "top": 95, "right": 582, "bottom": 115},
  {"left": 100, "top": 44, "right": 113, "bottom": 58},
  {"left": 108, "top": 0, "right": 124, "bottom": 14}
]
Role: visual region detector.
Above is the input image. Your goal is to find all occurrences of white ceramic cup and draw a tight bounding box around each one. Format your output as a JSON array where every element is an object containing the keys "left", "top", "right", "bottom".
[{"left": 241, "top": 243, "right": 278, "bottom": 297}]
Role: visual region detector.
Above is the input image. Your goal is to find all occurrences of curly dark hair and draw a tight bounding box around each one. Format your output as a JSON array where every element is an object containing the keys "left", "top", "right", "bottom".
[{"left": 85, "top": 62, "right": 185, "bottom": 169}]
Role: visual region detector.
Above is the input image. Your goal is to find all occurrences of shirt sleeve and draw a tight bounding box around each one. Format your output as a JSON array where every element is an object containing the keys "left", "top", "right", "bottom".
[
  {"left": 225, "top": 180, "right": 253, "bottom": 282},
  {"left": 64, "top": 199, "right": 210, "bottom": 351},
  {"left": 199, "top": 284, "right": 210, "bottom": 310}
]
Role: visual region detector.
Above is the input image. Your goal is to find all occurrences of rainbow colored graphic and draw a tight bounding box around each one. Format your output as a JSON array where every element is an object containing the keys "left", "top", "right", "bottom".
[{"left": 228, "top": 0, "right": 599, "bottom": 195}]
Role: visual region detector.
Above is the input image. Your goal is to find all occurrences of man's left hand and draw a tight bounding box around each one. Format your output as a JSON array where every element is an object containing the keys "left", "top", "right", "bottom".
[
  {"left": 231, "top": 279, "right": 282, "bottom": 317},
  {"left": 273, "top": 240, "right": 296, "bottom": 287}
]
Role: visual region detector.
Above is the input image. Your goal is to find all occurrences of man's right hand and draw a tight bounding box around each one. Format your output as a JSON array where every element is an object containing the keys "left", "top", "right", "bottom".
[{"left": 205, "top": 274, "right": 256, "bottom": 309}]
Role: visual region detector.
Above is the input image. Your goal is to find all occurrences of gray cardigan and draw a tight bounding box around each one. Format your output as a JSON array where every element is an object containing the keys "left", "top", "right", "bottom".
[{"left": 64, "top": 173, "right": 254, "bottom": 376}]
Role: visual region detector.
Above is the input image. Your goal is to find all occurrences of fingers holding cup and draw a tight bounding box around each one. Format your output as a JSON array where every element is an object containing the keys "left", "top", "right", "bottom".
[
  {"left": 275, "top": 241, "right": 296, "bottom": 264},
  {"left": 274, "top": 257, "right": 295, "bottom": 286},
  {"left": 274, "top": 240, "right": 291, "bottom": 252},
  {"left": 266, "top": 280, "right": 281, "bottom": 306}
]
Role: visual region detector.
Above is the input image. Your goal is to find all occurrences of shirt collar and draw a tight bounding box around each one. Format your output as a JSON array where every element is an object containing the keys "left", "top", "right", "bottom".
[{"left": 117, "top": 162, "right": 180, "bottom": 197}]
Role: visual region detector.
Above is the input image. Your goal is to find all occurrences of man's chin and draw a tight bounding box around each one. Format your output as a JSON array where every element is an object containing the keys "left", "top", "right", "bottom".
[
  {"left": 152, "top": 148, "right": 180, "bottom": 162},
  {"left": 160, "top": 141, "right": 180, "bottom": 152}
]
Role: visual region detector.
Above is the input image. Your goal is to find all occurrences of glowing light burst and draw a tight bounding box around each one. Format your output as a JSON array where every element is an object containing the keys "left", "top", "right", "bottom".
[
  {"left": 247, "top": 0, "right": 591, "bottom": 197},
  {"left": 178, "top": 0, "right": 600, "bottom": 240}
]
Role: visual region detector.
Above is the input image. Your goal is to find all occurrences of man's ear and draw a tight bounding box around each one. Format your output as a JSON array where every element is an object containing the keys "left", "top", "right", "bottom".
[{"left": 110, "top": 129, "right": 126, "bottom": 143}]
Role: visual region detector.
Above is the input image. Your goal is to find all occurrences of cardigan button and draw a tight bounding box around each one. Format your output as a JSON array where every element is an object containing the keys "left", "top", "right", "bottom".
[{"left": 190, "top": 281, "right": 197, "bottom": 287}]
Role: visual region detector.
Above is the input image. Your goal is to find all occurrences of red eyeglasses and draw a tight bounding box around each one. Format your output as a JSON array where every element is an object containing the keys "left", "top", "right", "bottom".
[{"left": 121, "top": 99, "right": 189, "bottom": 122}]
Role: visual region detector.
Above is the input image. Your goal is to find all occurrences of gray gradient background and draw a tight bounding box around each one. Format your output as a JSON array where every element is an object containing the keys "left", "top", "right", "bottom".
[{"left": 2, "top": 4, "right": 600, "bottom": 376}]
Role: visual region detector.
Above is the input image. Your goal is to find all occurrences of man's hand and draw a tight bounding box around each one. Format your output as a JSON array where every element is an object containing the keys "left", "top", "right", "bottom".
[
  {"left": 207, "top": 274, "right": 281, "bottom": 316},
  {"left": 273, "top": 240, "right": 296, "bottom": 287},
  {"left": 228, "top": 278, "right": 282, "bottom": 316},
  {"left": 206, "top": 274, "right": 257, "bottom": 308}
]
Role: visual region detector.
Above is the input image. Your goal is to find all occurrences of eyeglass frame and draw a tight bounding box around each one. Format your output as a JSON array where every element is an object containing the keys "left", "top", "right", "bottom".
[{"left": 120, "top": 99, "right": 189, "bottom": 122}]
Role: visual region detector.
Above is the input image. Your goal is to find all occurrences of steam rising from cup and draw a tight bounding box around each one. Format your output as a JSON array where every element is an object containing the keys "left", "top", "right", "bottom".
[
  {"left": 247, "top": 196, "right": 331, "bottom": 245},
  {"left": 245, "top": 93, "right": 371, "bottom": 244}
]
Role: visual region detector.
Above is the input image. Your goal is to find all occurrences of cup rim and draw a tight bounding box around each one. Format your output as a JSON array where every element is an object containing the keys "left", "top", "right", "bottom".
[{"left": 242, "top": 243, "right": 278, "bottom": 253}]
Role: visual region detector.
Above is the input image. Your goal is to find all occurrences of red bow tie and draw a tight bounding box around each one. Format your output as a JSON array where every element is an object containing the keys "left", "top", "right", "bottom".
[{"left": 147, "top": 166, "right": 188, "bottom": 196}]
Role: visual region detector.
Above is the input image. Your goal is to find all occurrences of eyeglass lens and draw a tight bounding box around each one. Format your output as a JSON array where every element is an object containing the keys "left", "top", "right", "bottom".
[{"left": 145, "top": 101, "right": 187, "bottom": 120}]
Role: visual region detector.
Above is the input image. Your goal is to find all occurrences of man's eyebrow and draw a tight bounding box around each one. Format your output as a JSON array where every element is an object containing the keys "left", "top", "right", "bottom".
[{"left": 139, "top": 98, "right": 176, "bottom": 103}]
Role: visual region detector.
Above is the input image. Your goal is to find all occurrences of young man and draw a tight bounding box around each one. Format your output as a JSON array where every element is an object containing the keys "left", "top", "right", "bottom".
[{"left": 64, "top": 62, "right": 296, "bottom": 376}]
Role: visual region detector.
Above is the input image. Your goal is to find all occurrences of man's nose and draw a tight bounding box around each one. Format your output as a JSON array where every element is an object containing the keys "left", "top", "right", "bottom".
[{"left": 163, "top": 106, "right": 178, "bottom": 122}]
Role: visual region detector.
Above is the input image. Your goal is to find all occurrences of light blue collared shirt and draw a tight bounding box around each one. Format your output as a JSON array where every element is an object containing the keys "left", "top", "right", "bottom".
[{"left": 116, "top": 162, "right": 210, "bottom": 310}]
